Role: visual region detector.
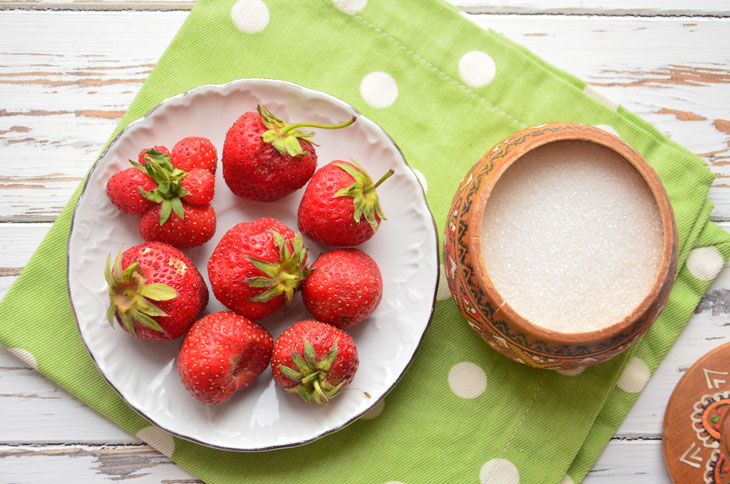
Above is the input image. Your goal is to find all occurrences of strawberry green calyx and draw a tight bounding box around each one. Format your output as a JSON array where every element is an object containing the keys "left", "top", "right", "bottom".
[
  {"left": 257, "top": 104, "right": 356, "bottom": 158},
  {"left": 104, "top": 248, "right": 178, "bottom": 337},
  {"left": 279, "top": 340, "right": 343, "bottom": 405},
  {"left": 130, "top": 151, "right": 189, "bottom": 225},
  {"left": 334, "top": 160, "right": 394, "bottom": 233},
  {"left": 246, "top": 232, "right": 313, "bottom": 304}
]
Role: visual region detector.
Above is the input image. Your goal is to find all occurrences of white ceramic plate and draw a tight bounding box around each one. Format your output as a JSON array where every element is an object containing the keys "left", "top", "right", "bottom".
[{"left": 67, "top": 79, "right": 439, "bottom": 451}]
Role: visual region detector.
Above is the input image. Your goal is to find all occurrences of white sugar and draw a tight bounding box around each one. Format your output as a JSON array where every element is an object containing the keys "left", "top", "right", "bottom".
[{"left": 481, "top": 140, "right": 664, "bottom": 334}]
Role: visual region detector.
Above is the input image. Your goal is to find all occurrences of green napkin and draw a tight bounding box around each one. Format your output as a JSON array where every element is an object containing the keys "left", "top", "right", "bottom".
[{"left": 2, "top": 1, "right": 729, "bottom": 482}]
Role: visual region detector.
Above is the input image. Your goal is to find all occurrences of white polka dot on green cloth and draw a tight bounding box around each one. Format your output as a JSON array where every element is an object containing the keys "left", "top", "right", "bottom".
[
  {"left": 436, "top": 265, "right": 452, "bottom": 301},
  {"left": 584, "top": 85, "right": 619, "bottom": 111},
  {"left": 616, "top": 357, "right": 651, "bottom": 393},
  {"left": 448, "top": 362, "right": 487, "bottom": 399},
  {"left": 384, "top": 481, "right": 405, "bottom": 484},
  {"left": 136, "top": 426, "right": 175, "bottom": 458},
  {"left": 360, "top": 72, "right": 398, "bottom": 108},
  {"left": 333, "top": 0, "right": 367, "bottom": 14},
  {"left": 8, "top": 347, "right": 37, "bottom": 370},
  {"left": 458, "top": 51, "right": 496, "bottom": 88},
  {"left": 480, "top": 458, "right": 519, "bottom": 484},
  {"left": 594, "top": 124, "right": 619, "bottom": 138},
  {"left": 561, "top": 475, "right": 575, "bottom": 484},
  {"left": 231, "top": 0, "right": 269, "bottom": 34},
  {"left": 360, "top": 398, "right": 385, "bottom": 420},
  {"left": 686, "top": 246, "right": 725, "bottom": 281}
]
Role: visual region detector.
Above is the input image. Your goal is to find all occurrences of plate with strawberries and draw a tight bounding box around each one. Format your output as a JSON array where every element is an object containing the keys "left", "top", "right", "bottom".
[{"left": 67, "top": 79, "right": 438, "bottom": 451}]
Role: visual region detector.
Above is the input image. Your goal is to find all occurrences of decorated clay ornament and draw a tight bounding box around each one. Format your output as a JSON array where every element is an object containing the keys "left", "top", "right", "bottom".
[
  {"left": 443, "top": 123, "right": 678, "bottom": 370},
  {"left": 663, "top": 342, "right": 730, "bottom": 484}
]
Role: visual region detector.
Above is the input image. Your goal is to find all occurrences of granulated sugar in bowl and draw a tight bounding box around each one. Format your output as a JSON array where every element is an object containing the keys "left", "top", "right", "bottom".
[{"left": 444, "top": 123, "right": 678, "bottom": 370}]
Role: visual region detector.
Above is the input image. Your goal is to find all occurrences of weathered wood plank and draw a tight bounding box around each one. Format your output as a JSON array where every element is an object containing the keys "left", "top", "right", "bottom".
[
  {"left": 0, "top": 439, "right": 671, "bottom": 483},
  {"left": 0, "top": 10, "right": 186, "bottom": 221},
  {"left": 0, "top": 223, "right": 51, "bottom": 271},
  {"left": 587, "top": 438, "right": 670, "bottom": 483},
  {"left": 1, "top": 0, "right": 729, "bottom": 17},
  {"left": 0, "top": 347, "right": 140, "bottom": 444},
  {"left": 1, "top": 12, "right": 728, "bottom": 221},
  {"left": 465, "top": 15, "right": 730, "bottom": 219},
  {"left": 0, "top": 444, "right": 200, "bottom": 482},
  {"left": 0, "top": 275, "right": 16, "bottom": 299},
  {"left": 454, "top": 0, "right": 730, "bottom": 16}
]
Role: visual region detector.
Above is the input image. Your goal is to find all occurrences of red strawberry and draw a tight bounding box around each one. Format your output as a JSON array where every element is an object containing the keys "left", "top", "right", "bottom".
[
  {"left": 131, "top": 151, "right": 217, "bottom": 248},
  {"left": 272, "top": 320, "right": 359, "bottom": 405},
  {"left": 180, "top": 168, "right": 215, "bottom": 206},
  {"left": 207, "top": 218, "right": 311, "bottom": 320},
  {"left": 298, "top": 160, "right": 393, "bottom": 246},
  {"left": 302, "top": 249, "right": 383, "bottom": 329},
  {"left": 222, "top": 105, "right": 356, "bottom": 202},
  {"left": 172, "top": 136, "right": 217, "bottom": 174},
  {"left": 138, "top": 146, "right": 170, "bottom": 165},
  {"left": 139, "top": 203, "right": 216, "bottom": 248},
  {"left": 106, "top": 167, "right": 157, "bottom": 215},
  {"left": 105, "top": 242, "right": 208, "bottom": 340},
  {"left": 178, "top": 311, "right": 273, "bottom": 404}
]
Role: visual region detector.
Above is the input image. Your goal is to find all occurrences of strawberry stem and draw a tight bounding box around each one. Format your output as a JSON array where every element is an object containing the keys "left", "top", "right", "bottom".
[
  {"left": 130, "top": 153, "right": 189, "bottom": 225},
  {"left": 281, "top": 339, "right": 344, "bottom": 406},
  {"left": 257, "top": 104, "right": 356, "bottom": 158},
  {"left": 245, "top": 232, "right": 312, "bottom": 305},
  {"left": 279, "top": 116, "right": 356, "bottom": 136},
  {"left": 371, "top": 169, "right": 394, "bottom": 190},
  {"left": 334, "top": 161, "right": 392, "bottom": 232}
]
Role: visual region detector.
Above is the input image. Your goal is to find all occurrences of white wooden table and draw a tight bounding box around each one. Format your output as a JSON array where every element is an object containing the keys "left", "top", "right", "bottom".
[{"left": 1, "top": 1, "right": 728, "bottom": 482}]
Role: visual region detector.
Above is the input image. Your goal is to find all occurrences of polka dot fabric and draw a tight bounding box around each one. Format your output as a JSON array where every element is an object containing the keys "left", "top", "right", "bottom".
[
  {"left": 231, "top": 0, "right": 269, "bottom": 33},
  {"left": 360, "top": 72, "right": 398, "bottom": 108},
  {"left": 1, "top": 1, "right": 729, "bottom": 484}
]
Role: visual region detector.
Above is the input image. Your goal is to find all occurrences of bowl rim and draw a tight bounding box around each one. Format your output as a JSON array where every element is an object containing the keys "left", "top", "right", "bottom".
[
  {"left": 467, "top": 122, "right": 678, "bottom": 345},
  {"left": 65, "top": 77, "right": 440, "bottom": 451}
]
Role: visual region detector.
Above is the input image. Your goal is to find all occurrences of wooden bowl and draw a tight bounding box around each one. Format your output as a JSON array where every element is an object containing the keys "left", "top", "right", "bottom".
[
  {"left": 662, "top": 342, "right": 730, "bottom": 483},
  {"left": 443, "top": 123, "right": 678, "bottom": 370}
]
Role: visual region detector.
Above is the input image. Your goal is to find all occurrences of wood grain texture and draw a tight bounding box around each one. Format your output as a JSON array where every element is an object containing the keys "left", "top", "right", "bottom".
[
  {"left": 1, "top": 3, "right": 729, "bottom": 483},
  {"left": 453, "top": 0, "right": 730, "bottom": 16},
  {"left": 0, "top": 444, "right": 199, "bottom": 482},
  {"left": 464, "top": 15, "right": 730, "bottom": 218},
  {"left": 0, "top": 10, "right": 186, "bottom": 221},
  {"left": 1, "top": 12, "right": 728, "bottom": 222},
  {"left": 1, "top": 0, "right": 729, "bottom": 16},
  {"left": 662, "top": 343, "right": 730, "bottom": 484}
]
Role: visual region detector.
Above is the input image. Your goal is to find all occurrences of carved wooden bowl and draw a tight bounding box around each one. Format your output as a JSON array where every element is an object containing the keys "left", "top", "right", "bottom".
[
  {"left": 443, "top": 123, "right": 678, "bottom": 370},
  {"left": 663, "top": 342, "right": 730, "bottom": 483}
]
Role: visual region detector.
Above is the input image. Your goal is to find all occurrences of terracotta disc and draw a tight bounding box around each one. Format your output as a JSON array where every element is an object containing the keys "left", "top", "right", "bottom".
[{"left": 663, "top": 342, "right": 730, "bottom": 484}]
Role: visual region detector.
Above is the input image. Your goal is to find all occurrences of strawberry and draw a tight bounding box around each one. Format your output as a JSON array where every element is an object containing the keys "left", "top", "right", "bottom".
[
  {"left": 138, "top": 146, "right": 170, "bottom": 165},
  {"left": 106, "top": 167, "right": 157, "bottom": 215},
  {"left": 222, "top": 105, "right": 356, "bottom": 202},
  {"left": 180, "top": 168, "right": 215, "bottom": 206},
  {"left": 132, "top": 151, "right": 217, "bottom": 248},
  {"left": 178, "top": 311, "right": 273, "bottom": 404},
  {"left": 139, "top": 203, "right": 216, "bottom": 249},
  {"left": 172, "top": 136, "right": 217, "bottom": 174},
  {"left": 104, "top": 242, "right": 208, "bottom": 340},
  {"left": 298, "top": 160, "right": 393, "bottom": 246},
  {"left": 302, "top": 249, "right": 383, "bottom": 329},
  {"left": 272, "top": 320, "right": 359, "bottom": 405},
  {"left": 207, "top": 218, "right": 311, "bottom": 320}
]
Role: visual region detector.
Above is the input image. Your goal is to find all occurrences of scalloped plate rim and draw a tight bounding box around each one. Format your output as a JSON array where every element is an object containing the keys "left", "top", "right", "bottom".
[{"left": 66, "top": 78, "right": 439, "bottom": 452}]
